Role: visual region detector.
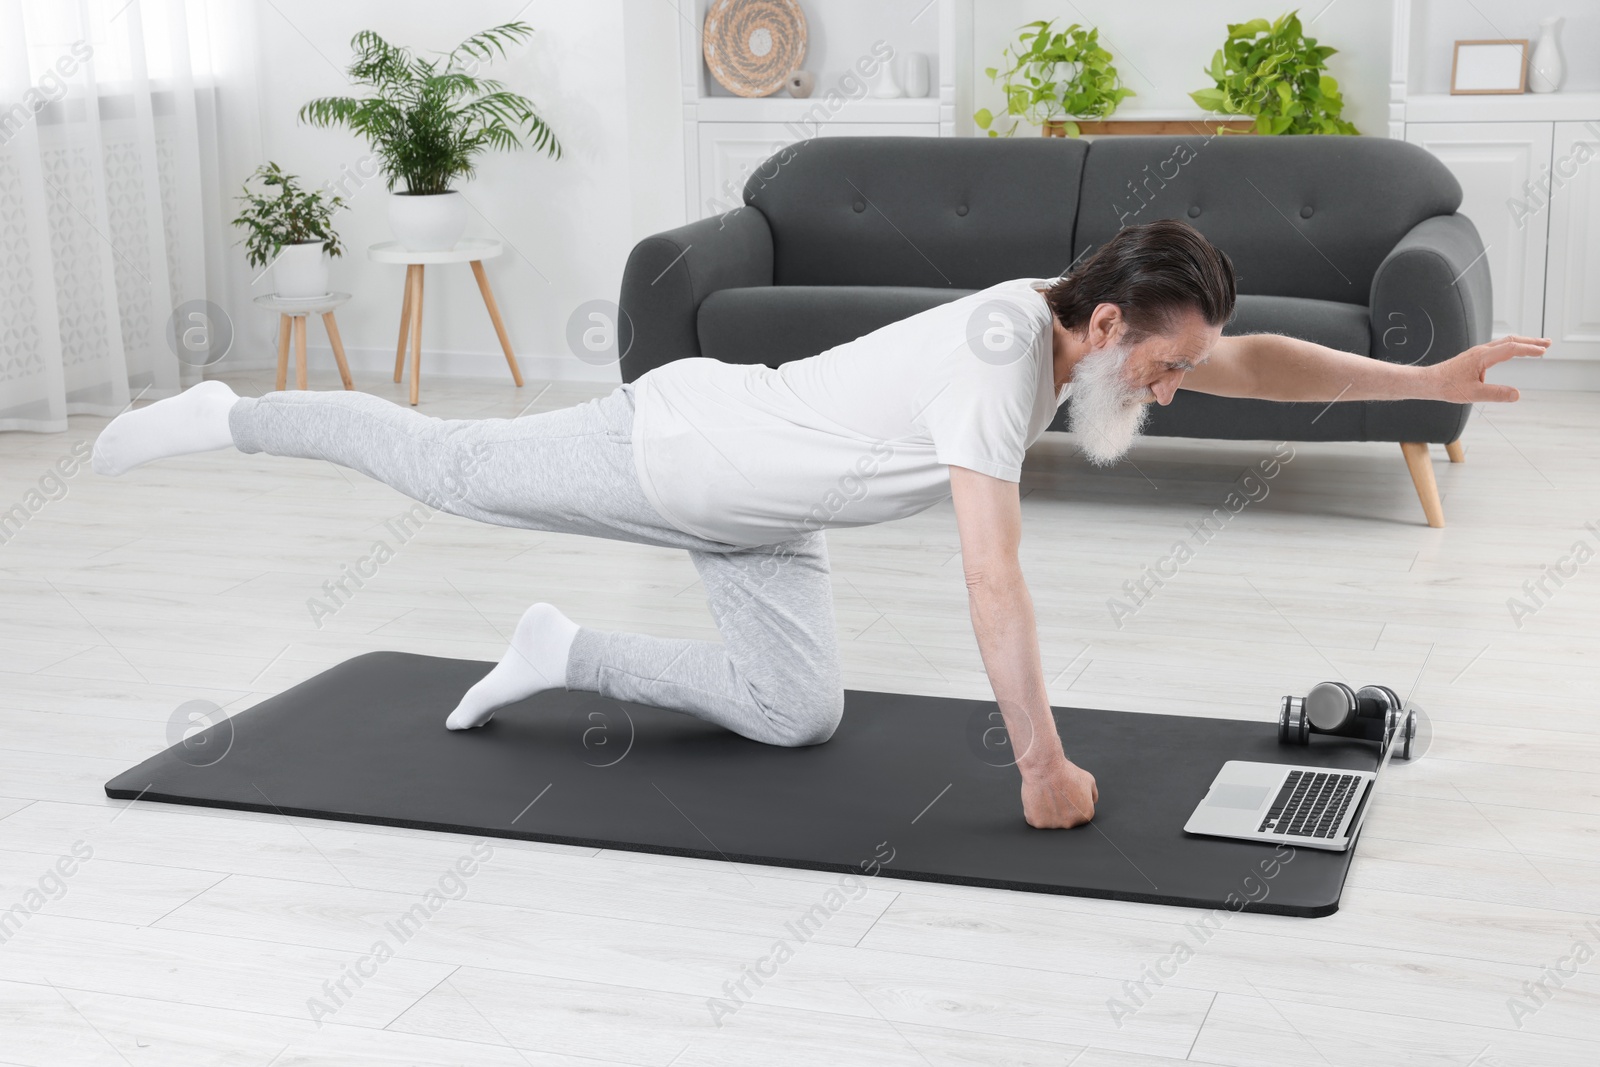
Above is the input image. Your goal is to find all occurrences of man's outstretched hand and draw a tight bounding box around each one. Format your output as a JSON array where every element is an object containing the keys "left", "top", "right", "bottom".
[
  {"left": 1427, "top": 335, "right": 1550, "bottom": 404},
  {"left": 1020, "top": 757, "right": 1099, "bottom": 829}
]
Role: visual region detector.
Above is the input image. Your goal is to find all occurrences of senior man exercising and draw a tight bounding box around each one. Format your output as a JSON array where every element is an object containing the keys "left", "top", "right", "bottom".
[{"left": 94, "top": 219, "right": 1545, "bottom": 829}]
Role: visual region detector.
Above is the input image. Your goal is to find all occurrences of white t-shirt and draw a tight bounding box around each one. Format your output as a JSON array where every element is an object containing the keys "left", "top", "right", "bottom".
[{"left": 630, "top": 278, "right": 1070, "bottom": 548}]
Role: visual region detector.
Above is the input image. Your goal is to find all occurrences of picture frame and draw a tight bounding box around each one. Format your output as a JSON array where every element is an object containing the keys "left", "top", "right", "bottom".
[{"left": 1451, "top": 39, "right": 1529, "bottom": 95}]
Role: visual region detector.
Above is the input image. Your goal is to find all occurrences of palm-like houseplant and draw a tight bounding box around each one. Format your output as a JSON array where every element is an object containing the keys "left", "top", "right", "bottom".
[{"left": 299, "top": 21, "right": 561, "bottom": 250}]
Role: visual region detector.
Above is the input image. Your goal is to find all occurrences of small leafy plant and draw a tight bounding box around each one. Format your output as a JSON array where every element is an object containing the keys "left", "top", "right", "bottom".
[
  {"left": 1190, "top": 11, "right": 1358, "bottom": 135},
  {"left": 230, "top": 163, "right": 344, "bottom": 270},
  {"left": 975, "top": 20, "right": 1134, "bottom": 138},
  {"left": 299, "top": 21, "right": 561, "bottom": 196}
]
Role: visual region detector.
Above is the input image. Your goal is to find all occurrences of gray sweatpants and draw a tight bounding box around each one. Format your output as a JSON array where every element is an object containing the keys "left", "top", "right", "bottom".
[{"left": 229, "top": 385, "right": 843, "bottom": 747}]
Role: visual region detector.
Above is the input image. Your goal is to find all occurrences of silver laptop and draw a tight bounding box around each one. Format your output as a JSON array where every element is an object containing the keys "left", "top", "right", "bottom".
[{"left": 1183, "top": 708, "right": 1403, "bottom": 852}]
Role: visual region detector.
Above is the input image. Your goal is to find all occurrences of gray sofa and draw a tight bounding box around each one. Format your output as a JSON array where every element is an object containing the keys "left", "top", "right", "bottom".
[{"left": 618, "top": 135, "right": 1491, "bottom": 527}]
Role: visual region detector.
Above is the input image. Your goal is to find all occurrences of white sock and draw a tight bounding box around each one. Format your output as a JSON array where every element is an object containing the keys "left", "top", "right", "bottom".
[
  {"left": 447, "top": 603, "right": 580, "bottom": 730},
  {"left": 93, "top": 380, "right": 241, "bottom": 476}
]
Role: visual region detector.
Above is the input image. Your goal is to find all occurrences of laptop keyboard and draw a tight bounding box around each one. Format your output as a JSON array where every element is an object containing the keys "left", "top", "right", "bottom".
[{"left": 1258, "top": 770, "right": 1362, "bottom": 839}]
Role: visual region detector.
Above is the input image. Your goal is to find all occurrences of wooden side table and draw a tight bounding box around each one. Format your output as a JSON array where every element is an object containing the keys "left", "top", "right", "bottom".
[
  {"left": 369, "top": 238, "right": 524, "bottom": 406},
  {"left": 253, "top": 293, "right": 355, "bottom": 391}
]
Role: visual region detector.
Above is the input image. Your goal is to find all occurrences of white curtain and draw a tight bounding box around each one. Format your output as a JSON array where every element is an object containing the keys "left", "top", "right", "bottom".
[{"left": 0, "top": 0, "right": 248, "bottom": 432}]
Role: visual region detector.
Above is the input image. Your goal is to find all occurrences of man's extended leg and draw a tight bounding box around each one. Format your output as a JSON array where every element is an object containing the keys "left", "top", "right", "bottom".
[{"left": 223, "top": 387, "right": 683, "bottom": 543}]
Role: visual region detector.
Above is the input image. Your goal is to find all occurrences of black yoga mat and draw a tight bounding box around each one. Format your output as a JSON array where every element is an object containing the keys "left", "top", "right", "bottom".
[{"left": 106, "top": 652, "right": 1380, "bottom": 916}]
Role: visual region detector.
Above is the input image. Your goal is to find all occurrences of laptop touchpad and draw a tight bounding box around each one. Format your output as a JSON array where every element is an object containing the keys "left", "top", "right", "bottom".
[{"left": 1208, "top": 784, "right": 1271, "bottom": 810}]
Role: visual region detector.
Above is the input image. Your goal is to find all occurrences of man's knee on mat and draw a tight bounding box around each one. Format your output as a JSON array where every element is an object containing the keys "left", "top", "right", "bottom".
[{"left": 763, "top": 686, "right": 845, "bottom": 747}]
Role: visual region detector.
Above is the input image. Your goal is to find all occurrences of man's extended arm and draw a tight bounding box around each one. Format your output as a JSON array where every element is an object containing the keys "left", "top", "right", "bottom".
[
  {"left": 1181, "top": 333, "right": 1548, "bottom": 404},
  {"left": 949, "top": 465, "right": 1097, "bottom": 829}
]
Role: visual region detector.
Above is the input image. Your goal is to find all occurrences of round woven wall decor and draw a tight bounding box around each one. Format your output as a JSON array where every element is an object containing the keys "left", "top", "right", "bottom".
[{"left": 703, "top": 0, "right": 808, "bottom": 98}]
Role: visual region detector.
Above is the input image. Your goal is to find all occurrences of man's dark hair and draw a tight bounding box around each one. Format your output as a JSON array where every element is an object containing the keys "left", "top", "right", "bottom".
[{"left": 1042, "top": 219, "right": 1236, "bottom": 343}]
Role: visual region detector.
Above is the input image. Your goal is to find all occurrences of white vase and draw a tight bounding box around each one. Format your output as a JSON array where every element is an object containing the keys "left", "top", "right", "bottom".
[
  {"left": 271, "top": 242, "right": 330, "bottom": 299},
  {"left": 388, "top": 191, "right": 468, "bottom": 252},
  {"left": 903, "top": 53, "right": 931, "bottom": 99},
  {"left": 870, "top": 59, "right": 902, "bottom": 99},
  {"left": 1529, "top": 16, "right": 1565, "bottom": 94}
]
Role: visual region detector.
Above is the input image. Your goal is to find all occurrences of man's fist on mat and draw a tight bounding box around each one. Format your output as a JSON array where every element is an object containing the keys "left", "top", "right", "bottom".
[{"left": 1020, "top": 758, "right": 1099, "bottom": 829}]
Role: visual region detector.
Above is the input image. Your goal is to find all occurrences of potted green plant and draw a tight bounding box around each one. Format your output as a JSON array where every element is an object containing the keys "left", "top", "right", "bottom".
[
  {"left": 230, "top": 162, "right": 345, "bottom": 298},
  {"left": 299, "top": 21, "right": 561, "bottom": 251},
  {"left": 975, "top": 20, "right": 1134, "bottom": 138},
  {"left": 1189, "top": 12, "right": 1358, "bottom": 135}
]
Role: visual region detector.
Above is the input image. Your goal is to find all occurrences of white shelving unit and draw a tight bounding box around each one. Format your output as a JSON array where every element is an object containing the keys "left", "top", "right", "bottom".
[
  {"left": 677, "top": 0, "right": 973, "bottom": 221},
  {"left": 1392, "top": 1, "right": 1600, "bottom": 363}
]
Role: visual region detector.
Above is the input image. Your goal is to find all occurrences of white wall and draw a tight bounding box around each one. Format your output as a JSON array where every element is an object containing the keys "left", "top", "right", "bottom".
[
  {"left": 235, "top": 0, "right": 680, "bottom": 383},
  {"left": 623, "top": 0, "right": 688, "bottom": 243},
  {"left": 972, "top": 1, "right": 1393, "bottom": 137}
]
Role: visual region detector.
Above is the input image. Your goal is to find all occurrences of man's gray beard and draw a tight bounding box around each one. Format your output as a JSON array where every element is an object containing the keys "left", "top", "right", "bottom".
[{"left": 1066, "top": 342, "right": 1151, "bottom": 467}]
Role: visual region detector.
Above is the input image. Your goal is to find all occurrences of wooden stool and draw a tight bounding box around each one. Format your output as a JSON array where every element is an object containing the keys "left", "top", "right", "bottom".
[
  {"left": 253, "top": 293, "right": 355, "bottom": 391},
  {"left": 369, "top": 238, "right": 523, "bottom": 406}
]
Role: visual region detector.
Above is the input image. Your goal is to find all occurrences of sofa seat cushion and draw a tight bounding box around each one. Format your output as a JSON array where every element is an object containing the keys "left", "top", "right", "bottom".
[{"left": 697, "top": 285, "right": 974, "bottom": 368}]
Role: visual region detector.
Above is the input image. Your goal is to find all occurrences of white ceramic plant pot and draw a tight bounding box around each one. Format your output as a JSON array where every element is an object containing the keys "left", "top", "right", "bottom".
[
  {"left": 388, "top": 191, "right": 468, "bottom": 252},
  {"left": 272, "top": 242, "right": 331, "bottom": 299}
]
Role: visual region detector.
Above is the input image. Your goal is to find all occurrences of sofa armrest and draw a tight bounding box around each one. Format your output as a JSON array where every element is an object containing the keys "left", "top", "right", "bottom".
[
  {"left": 617, "top": 207, "right": 775, "bottom": 383},
  {"left": 1369, "top": 213, "right": 1493, "bottom": 367},
  {"left": 1364, "top": 213, "right": 1493, "bottom": 445}
]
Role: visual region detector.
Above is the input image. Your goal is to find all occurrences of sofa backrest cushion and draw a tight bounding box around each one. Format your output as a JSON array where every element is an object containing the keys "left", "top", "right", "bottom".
[
  {"left": 743, "top": 136, "right": 1088, "bottom": 289},
  {"left": 1073, "top": 136, "right": 1462, "bottom": 304}
]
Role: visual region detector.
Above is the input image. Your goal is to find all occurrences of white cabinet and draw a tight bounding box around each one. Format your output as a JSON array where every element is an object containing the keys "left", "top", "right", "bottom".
[
  {"left": 1391, "top": 1, "right": 1600, "bottom": 379},
  {"left": 1404, "top": 122, "right": 1553, "bottom": 338},
  {"left": 1545, "top": 122, "right": 1600, "bottom": 361},
  {"left": 696, "top": 119, "right": 941, "bottom": 219}
]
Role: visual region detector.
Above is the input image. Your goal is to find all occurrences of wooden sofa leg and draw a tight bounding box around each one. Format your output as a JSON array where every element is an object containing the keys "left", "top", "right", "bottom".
[
  {"left": 1445, "top": 440, "right": 1465, "bottom": 463},
  {"left": 1400, "top": 442, "right": 1445, "bottom": 528}
]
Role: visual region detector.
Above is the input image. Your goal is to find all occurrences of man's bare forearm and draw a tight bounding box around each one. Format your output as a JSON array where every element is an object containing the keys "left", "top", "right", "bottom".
[
  {"left": 1185, "top": 333, "right": 1548, "bottom": 407},
  {"left": 1226, "top": 334, "right": 1436, "bottom": 403},
  {"left": 965, "top": 563, "right": 1065, "bottom": 774}
]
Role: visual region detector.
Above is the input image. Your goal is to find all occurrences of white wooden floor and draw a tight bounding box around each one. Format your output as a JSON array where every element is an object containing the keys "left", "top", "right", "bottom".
[{"left": 2, "top": 367, "right": 1597, "bottom": 1066}]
